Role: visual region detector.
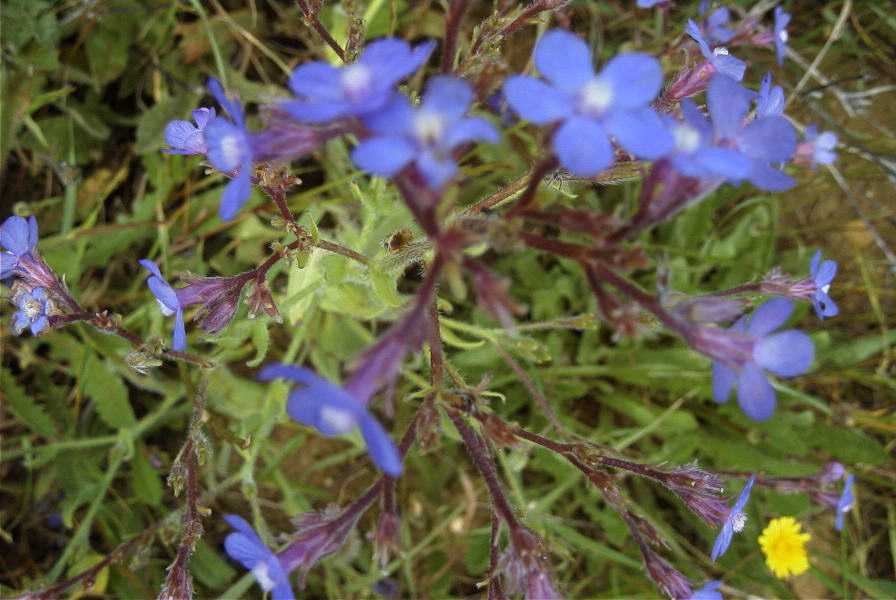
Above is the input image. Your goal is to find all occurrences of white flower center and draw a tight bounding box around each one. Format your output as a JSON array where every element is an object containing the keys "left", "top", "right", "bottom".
[
  {"left": 23, "top": 298, "right": 42, "bottom": 319},
  {"left": 732, "top": 511, "right": 747, "bottom": 533},
  {"left": 673, "top": 124, "right": 701, "bottom": 153},
  {"left": 342, "top": 64, "right": 372, "bottom": 100},
  {"left": 251, "top": 562, "right": 275, "bottom": 592},
  {"left": 320, "top": 406, "right": 355, "bottom": 433},
  {"left": 579, "top": 79, "right": 614, "bottom": 115},
  {"left": 413, "top": 111, "right": 445, "bottom": 145},
  {"left": 156, "top": 299, "right": 175, "bottom": 317},
  {"left": 713, "top": 47, "right": 730, "bottom": 57},
  {"left": 219, "top": 134, "right": 242, "bottom": 171},
  {"left": 821, "top": 284, "right": 831, "bottom": 294},
  {"left": 778, "top": 30, "right": 788, "bottom": 43}
]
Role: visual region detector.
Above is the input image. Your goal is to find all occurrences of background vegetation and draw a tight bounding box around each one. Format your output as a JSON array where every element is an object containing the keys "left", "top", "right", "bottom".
[{"left": 1, "top": 0, "right": 894, "bottom": 598}]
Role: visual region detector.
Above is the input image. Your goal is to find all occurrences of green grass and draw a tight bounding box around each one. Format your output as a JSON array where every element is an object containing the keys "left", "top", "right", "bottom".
[{"left": 1, "top": 1, "right": 894, "bottom": 598}]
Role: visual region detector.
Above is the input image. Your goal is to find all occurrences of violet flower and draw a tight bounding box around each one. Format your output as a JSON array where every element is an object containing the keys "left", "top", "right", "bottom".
[
  {"left": 258, "top": 364, "right": 402, "bottom": 476},
  {"left": 1, "top": 215, "right": 39, "bottom": 280},
  {"left": 711, "top": 298, "right": 814, "bottom": 421},
  {"left": 223, "top": 515, "right": 294, "bottom": 600},
  {"left": 174, "top": 272, "right": 252, "bottom": 333},
  {"left": 689, "top": 580, "right": 723, "bottom": 600},
  {"left": 665, "top": 98, "right": 752, "bottom": 180},
  {"left": 774, "top": 6, "right": 791, "bottom": 66},
  {"left": 204, "top": 78, "right": 254, "bottom": 221},
  {"left": 686, "top": 20, "right": 746, "bottom": 81},
  {"left": 12, "top": 287, "right": 50, "bottom": 335},
  {"left": 711, "top": 475, "right": 755, "bottom": 561},
  {"left": 283, "top": 38, "right": 435, "bottom": 124},
  {"left": 139, "top": 259, "right": 186, "bottom": 351},
  {"left": 797, "top": 125, "right": 838, "bottom": 167},
  {"left": 503, "top": 29, "right": 672, "bottom": 176},
  {"left": 835, "top": 473, "right": 855, "bottom": 531},
  {"left": 703, "top": 5, "right": 735, "bottom": 44},
  {"left": 707, "top": 75, "right": 797, "bottom": 191},
  {"left": 352, "top": 76, "right": 499, "bottom": 188},
  {"left": 163, "top": 107, "right": 215, "bottom": 155},
  {"left": 809, "top": 250, "right": 839, "bottom": 319}
]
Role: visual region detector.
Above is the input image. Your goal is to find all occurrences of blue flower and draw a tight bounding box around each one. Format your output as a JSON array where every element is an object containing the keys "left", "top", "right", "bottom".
[
  {"left": 12, "top": 287, "right": 50, "bottom": 336},
  {"left": 712, "top": 298, "right": 814, "bottom": 421},
  {"left": 756, "top": 73, "right": 785, "bottom": 118},
  {"left": 708, "top": 75, "right": 797, "bottom": 191},
  {"left": 686, "top": 20, "right": 745, "bottom": 81},
  {"left": 665, "top": 99, "right": 751, "bottom": 180},
  {"left": 802, "top": 125, "right": 838, "bottom": 166},
  {"left": 503, "top": 29, "right": 672, "bottom": 177},
  {"left": 203, "top": 78, "right": 254, "bottom": 221},
  {"left": 283, "top": 38, "right": 435, "bottom": 124},
  {"left": 636, "top": 0, "right": 666, "bottom": 7},
  {"left": 774, "top": 6, "right": 791, "bottom": 65},
  {"left": 351, "top": 76, "right": 499, "bottom": 188},
  {"left": 223, "top": 515, "right": 295, "bottom": 600},
  {"left": 258, "top": 364, "right": 403, "bottom": 476},
  {"left": 689, "top": 580, "right": 723, "bottom": 600},
  {"left": 164, "top": 107, "right": 215, "bottom": 155},
  {"left": 1, "top": 215, "right": 39, "bottom": 280},
  {"left": 704, "top": 6, "right": 735, "bottom": 44},
  {"left": 139, "top": 259, "right": 186, "bottom": 351},
  {"left": 809, "top": 250, "right": 838, "bottom": 319},
  {"left": 711, "top": 475, "right": 755, "bottom": 561},
  {"left": 835, "top": 474, "right": 854, "bottom": 531}
]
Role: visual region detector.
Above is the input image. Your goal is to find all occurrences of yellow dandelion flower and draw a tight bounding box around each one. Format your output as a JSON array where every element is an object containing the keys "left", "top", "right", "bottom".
[{"left": 758, "top": 517, "right": 811, "bottom": 578}]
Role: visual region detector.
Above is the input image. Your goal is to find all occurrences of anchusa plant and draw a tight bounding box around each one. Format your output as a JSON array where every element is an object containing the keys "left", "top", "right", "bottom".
[{"left": 7, "top": 2, "right": 866, "bottom": 599}]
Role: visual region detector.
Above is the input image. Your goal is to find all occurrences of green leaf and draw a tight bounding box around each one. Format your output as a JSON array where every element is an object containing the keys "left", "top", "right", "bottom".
[
  {"left": 1, "top": 367, "right": 56, "bottom": 437},
  {"left": 130, "top": 445, "right": 163, "bottom": 507},
  {"left": 190, "top": 539, "right": 237, "bottom": 590},
  {"left": 82, "top": 352, "right": 136, "bottom": 429},
  {"left": 246, "top": 319, "right": 271, "bottom": 368}
]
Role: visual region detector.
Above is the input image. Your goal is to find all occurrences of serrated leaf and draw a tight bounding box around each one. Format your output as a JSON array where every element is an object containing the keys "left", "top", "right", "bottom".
[
  {"left": 82, "top": 353, "right": 136, "bottom": 429},
  {"left": 1, "top": 367, "right": 56, "bottom": 437}
]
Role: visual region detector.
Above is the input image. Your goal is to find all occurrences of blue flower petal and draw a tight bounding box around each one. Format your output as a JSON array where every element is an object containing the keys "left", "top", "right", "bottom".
[
  {"left": 737, "top": 116, "right": 796, "bottom": 163},
  {"left": 809, "top": 249, "right": 822, "bottom": 277},
  {"left": 358, "top": 413, "right": 403, "bottom": 476},
  {"left": 686, "top": 19, "right": 712, "bottom": 58},
  {"left": 218, "top": 166, "right": 253, "bottom": 222},
  {"left": 503, "top": 76, "right": 573, "bottom": 125},
  {"left": 690, "top": 580, "right": 723, "bottom": 600},
  {"left": 736, "top": 361, "right": 776, "bottom": 421},
  {"left": 280, "top": 99, "right": 352, "bottom": 124},
  {"left": 708, "top": 75, "right": 753, "bottom": 141},
  {"left": 603, "top": 107, "right": 673, "bottom": 159},
  {"left": 681, "top": 99, "right": 712, "bottom": 138},
  {"left": 534, "top": 29, "right": 594, "bottom": 93},
  {"left": 192, "top": 107, "right": 215, "bottom": 128},
  {"left": 747, "top": 297, "right": 793, "bottom": 337},
  {"left": 1, "top": 216, "right": 35, "bottom": 257},
  {"left": 0, "top": 252, "right": 15, "bottom": 279},
  {"left": 813, "top": 258, "right": 838, "bottom": 287},
  {"left": 224, "top": 514, "right": 266, "bottom": 548},
  {"left": 416, "top": 151, "right": 457, "bottom": 189},
  {"left": 444, "top": 117, "right": 500, "bottom": 148},
  {"left": 711, "top": 361, "right": 737, "bottom": 404},
  {"left": 747, "top": 161, "right": 795, "bottom": 192},
  {"left": 287, "top": 392, "right": 360, "bottom": 436},
  {"left": 754, "top": 330, "right": 814, "bottom": 377},
  {"left": 812, "top": 292, "right": 838, "bottom": 319},
  {"left": 693, "top": 147, "right": 752, "bottom": 179},
  {"left": 207, "top": 78, "right": 245, "bottom": 129},
  {"left": 164, "top": 120, "right": 202, "bottom": 154},
  {"left": 288, "top": 61, "right": 343, "bottom": 100},
  {"left": 351, "top": 137, "right": 417, "bottom": 178},
  {"left": 598, "top": 53, "right": 663, "bottom": 110},
  {"left": 359, "top": 38, "right": 435, "bottom": 89},
  {"left": 146, "top": 275, "right": 179, "bottom": 312},
  {"left": 31, "top": 315, "right": 49, "bottom": 335},
  {"left": 139, "top": 259, "right": 164, "bottom": 280},
  {"left": 552, "top": 116, "right": 612, "bottom": 177},
  {"left": 171, "top": 309, "right": 187, "bottom": 351},
  {"left": 835, "top": 474, "right": 854, "bottom": 531},
  {"left": 205, "top": 119, "right": 249, "bottom": 173},
  {"left": 711, "top": 52, "right": 746, "bottom": 81},
  {"left": 421, "top": 76, "right": 473, "bottom": 120},
  {"left": 272, "top": 581, "right": 297, "bottom": 600},
  {"left": 362, "top": 93, "right": 415, "bottom": 135}
]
